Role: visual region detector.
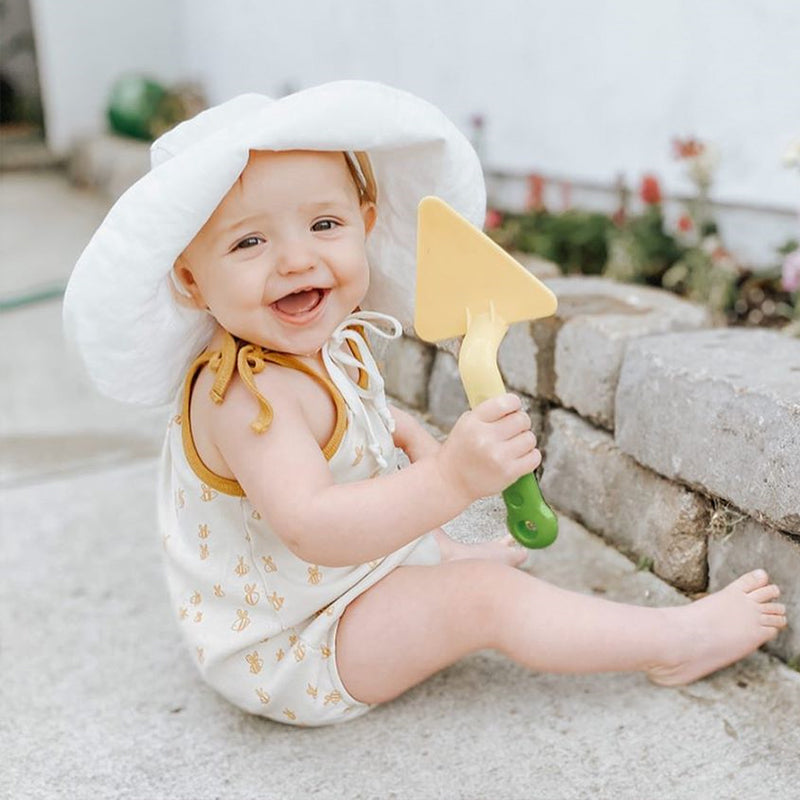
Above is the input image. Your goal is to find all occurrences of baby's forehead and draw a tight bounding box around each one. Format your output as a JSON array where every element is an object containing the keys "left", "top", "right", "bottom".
[{"left": 225, "top": 149, "right": 362, "bottom": 204}]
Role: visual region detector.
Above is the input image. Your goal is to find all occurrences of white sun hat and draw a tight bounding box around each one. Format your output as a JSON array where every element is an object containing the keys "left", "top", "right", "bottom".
[{"left": 63, "top": 80, "right": 485, "bottom": 406}]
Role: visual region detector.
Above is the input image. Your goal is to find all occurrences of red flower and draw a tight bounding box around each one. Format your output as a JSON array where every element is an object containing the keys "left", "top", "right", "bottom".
[
  {"left": 677, "top": 214, "right": 693, "bottom": 232},
  {"left": 672, "top": 137, "right": 705, "bottom": 159},
  {"left": 526, "top": 173, "right": 546, "bottom": 211},
  {"left": 640, "top": 174, "right": 662, "bottom": 205},
  {"left": 484, "top": 208, "right": 504, "bottom": 230}
]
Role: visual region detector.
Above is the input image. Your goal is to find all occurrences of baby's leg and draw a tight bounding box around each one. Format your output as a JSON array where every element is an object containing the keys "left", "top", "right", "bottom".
[
  {"left": 433, "top": 528, "right": 528, "bottom": 568},
  {"left": 335, "top": 561, "right": 786, "bottom": 705}
]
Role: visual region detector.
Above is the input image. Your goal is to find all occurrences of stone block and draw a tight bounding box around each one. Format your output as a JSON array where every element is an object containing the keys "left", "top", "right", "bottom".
[
  {"left": 540, "top": 409, "right": 711, "bottom": 592},
  {"left": 380, "top": 334, "right": 435, "bottom": 409},
  {"left": 509, "top": 252, "right": 561, "bottom": 279},
  {"left": 425, "top": 348, "right": 545, "bottom": 440},
  {"left": 615, "top": 329, "right": 800, "bottom": 534},
  {"left": 427, "top": 350, "right": 469, "bottom": 431},
  {"left": 708, "top": 518, "right": 800, "bottom": 663},
  {"left": 497, "top": 277, "right": 711, "bottom": 429}
]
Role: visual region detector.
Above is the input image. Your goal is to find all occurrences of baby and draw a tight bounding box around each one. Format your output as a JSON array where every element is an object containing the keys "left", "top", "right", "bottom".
[{"left": 64, "top": 82, "right": 787, "bottom": 727}]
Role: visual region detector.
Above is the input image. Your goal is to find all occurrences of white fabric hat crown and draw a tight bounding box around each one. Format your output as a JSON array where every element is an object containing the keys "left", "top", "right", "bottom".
[{"left": 63, "top": 80, "right": 486, "bottom": 405}]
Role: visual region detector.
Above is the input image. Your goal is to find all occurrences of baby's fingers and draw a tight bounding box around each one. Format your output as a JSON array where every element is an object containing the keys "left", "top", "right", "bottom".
[
  {"left": 506, "top": 430, "right": 541, "bottom": 464},
  {"left": 494, "top": 409, "right": 534, "bottom": 442},
  {"left": 474, "top": 393, "right": 521, "bottom": 422}
]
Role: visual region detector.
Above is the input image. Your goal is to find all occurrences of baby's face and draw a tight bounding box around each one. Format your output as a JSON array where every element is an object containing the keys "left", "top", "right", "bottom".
[{"left": 176, "top": 150, "right": 375, "bottom": 355}]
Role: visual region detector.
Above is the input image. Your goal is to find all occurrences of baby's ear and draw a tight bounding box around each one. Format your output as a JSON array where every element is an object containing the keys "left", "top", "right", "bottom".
[
  {"left": 361, "top": 201, "right": 377, "bottom": 236},
  {"left": 171, "top": 259, "right": 207, "bottom": 310}
]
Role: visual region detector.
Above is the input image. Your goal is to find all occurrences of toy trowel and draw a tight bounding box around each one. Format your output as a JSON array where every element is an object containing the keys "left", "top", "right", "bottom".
[{"left": 414, "top": 196, "right": 559, "bottom": 548}]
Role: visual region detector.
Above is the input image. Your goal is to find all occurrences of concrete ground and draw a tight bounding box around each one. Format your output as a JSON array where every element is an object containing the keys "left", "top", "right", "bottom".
[{"left": 2, "top": 170, "right": 799, "bottom": 800}]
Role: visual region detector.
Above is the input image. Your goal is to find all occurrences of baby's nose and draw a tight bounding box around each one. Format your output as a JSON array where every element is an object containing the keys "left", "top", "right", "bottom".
[{"left": 275, "top": 238, "right": 316, "bottom": 275}]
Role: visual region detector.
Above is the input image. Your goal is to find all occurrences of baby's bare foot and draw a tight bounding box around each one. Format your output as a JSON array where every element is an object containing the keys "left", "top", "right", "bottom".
[
  {"left": 434, "top": 530, "right": 528, "bottom": 568},
  {"left": 647, "top": 569, "right": 787, "bottom": 687}
]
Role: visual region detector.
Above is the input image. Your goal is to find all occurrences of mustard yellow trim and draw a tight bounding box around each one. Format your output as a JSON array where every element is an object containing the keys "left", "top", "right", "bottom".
[
  {"left": 181, "top": 351, "right": 245, "bottom": 497},
  {"left": 181, "top": 337, "right": 350, "bottom": 492},
  {"left": 237, "top": 345, "right": 274, "bottom": 434}
]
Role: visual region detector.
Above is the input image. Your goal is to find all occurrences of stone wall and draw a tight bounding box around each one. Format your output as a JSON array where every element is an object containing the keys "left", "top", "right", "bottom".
[{"left": 380, "top": 270, "right": 800, "bottom": 666}]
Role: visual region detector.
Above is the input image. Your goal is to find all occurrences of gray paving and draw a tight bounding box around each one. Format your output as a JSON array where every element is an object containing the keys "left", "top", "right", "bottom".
[{"left": 2, "top": 170, "right": 798, "bottom": 800}]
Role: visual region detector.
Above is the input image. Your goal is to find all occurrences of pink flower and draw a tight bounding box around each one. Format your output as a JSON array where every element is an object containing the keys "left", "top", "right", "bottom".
[
  {"left": 782, "top": 247, "right": 800, "bottom": 292},
  {"left": 484, "top": 208, "right": 504, "bottom": 230},
  {"left": 677, "top": 214, "right": 693, "bottom": 232}
]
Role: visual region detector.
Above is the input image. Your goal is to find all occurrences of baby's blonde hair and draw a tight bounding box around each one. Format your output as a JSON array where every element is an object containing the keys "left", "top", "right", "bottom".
[{"left": 345, "top": 151, "right": 377, "bottom": 205}]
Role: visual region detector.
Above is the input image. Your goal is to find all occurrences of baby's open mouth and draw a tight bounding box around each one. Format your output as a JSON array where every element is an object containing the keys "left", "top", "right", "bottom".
[{"left": 272, "top": 287, "right": 327, "bottom": 317}]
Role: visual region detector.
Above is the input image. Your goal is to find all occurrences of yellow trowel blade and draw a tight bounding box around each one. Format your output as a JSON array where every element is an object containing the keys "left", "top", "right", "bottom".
[{"left": 414, "top": 196, "right": 557, "bottom": 342}]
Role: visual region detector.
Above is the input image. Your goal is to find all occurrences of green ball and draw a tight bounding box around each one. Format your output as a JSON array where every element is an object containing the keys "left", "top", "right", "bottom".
[{"left": 107, "top": 75, "right": 167, "bottom": 140}]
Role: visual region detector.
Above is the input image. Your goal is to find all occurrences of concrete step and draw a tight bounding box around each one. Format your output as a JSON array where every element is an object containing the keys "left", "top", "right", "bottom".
[{"left": 3, "top": 456, "right": 798, "bottom": 800}]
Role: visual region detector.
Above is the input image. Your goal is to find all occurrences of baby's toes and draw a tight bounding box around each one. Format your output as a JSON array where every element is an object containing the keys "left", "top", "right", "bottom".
[
  {"left": 749, "top": 584, "right": 781, "bottom": 603},
  {"left": 761, "top": 602, "right": 786, "bottom": 616},
  {"left": 735, "top": 569, "right": 770, "bottom": 593}
]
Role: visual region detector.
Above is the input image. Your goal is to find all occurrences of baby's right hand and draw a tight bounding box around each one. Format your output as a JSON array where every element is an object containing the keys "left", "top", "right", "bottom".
[{"left": 436, "top": 393, "right": 541, "bottom": 502}]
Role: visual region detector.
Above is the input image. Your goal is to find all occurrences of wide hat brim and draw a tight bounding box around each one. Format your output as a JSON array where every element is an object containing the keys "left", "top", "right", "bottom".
[{"left": 63, "top": 80, "right": 485, "bottom": 406}]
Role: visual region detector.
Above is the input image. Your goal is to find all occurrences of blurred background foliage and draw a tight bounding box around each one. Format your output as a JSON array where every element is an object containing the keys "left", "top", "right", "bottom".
[{"left": 488, "top": 138, "right": 800, "bottom": 336}]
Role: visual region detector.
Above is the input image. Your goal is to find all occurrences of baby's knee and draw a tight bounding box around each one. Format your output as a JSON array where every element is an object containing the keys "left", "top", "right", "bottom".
[{"left": 441, "top": 559, "right": 519, "bottom": 627}]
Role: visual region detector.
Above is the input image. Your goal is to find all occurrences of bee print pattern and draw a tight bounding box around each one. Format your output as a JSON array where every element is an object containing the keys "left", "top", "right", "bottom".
[
  {"left": 231, "top": 608, "right": 251, "bottom": 632},
  {"left": 193, "top": 611, "right": 203, "bottom": 623},
  {"left": 190, "top": 591, "right": 202, "bottom": 605},
  {"left": 283, "top": 708, "right": 297, "bottom": 721},
  {"left": 293, "top": 642, "right": 306, "bottom": 662},
  {"left": 199, "top": 543, "right": 209, "bottom": 560},
  {"left": 244, "top": 584, "right": 260, "bottom": 606},
  {"left": 320, "top": 645, "right": 332, "bottom": 659},
  {"left": 268, "top": 592, "right": 284, "bottom": 611},
  {"left": 245, "top": 651, "right": 264, "bottom": 674},
  {"left": 261, "top": 555, "right": 277, "bottom": 573},
  {"left": 173, "top": 414, "right": 182, "bottom": 426},
  {"left": 213, "top": 584, "right": 224, "bottom": 598},
  {"left": 234, "top": 556, "right": 249, "bottom": 577},
  {"left": 200, "top": 483, "right": 218, "bottom": 502},
  {"left": 324, "top": 691, "right": 342, "bottom": 706},
  {"left": 306, "top": 684, "right": 318, "bottom": 700},
  {"left": 178, "top": 606, "right": 188, "bottom": 621},
  {"left": 252, "top": 509, "right": 262, "bottom": 521},
  {"left": 198, "top": 524, "right": 210, "bottom": 539},
  {"left": 275, "top": 648, "right": 285, "bottom": 662},
  {"left": 307, "top": 565, "right": 323, "bottom": 585},
  {"left": 351, "top": 445, "right": 364, "bottom": 466},
  {"left": 256, "top": 688, "right": 270, "bottom": 705}
]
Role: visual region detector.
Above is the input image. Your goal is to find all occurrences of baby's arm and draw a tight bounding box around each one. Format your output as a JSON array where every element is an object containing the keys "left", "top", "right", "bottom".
[
  {"left": 389, "top": 405, "right": 441, "bottom": 462},
  {"left": 211, "top": 371, "right": 538, "bottom": 568}
]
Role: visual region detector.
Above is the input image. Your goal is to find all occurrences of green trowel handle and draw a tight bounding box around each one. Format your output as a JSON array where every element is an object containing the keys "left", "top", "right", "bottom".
[
  {"left": 502, "top": 473, "right": 558, "bottom": 548},
  {"left": 457, "top": 308, "right": 558, "bottom": 549}
]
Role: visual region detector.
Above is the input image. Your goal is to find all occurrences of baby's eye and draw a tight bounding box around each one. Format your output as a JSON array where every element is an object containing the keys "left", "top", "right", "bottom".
[
  {"left": 311, "top": 219, "right": 339, "bottom": 232},
  {"left": 234, "top": 236, "right": 263, "bottom": 250}
]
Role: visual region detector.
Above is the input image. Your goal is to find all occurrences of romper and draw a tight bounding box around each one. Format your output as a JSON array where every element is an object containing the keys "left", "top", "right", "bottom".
[{"left": 157, "top": 311, "right": 441, "bottom": 726}]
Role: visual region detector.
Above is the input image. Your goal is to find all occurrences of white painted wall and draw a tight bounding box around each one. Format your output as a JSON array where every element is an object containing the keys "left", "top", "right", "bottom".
[
  {"left": 178, "top": 0, "right": 800, "bottom": 212},
  {"left": 29, "top": 0, "right": 799, "bottom": 226},
  {"left": 30, "top": 0, "right": 185, "bottom": 153}
]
